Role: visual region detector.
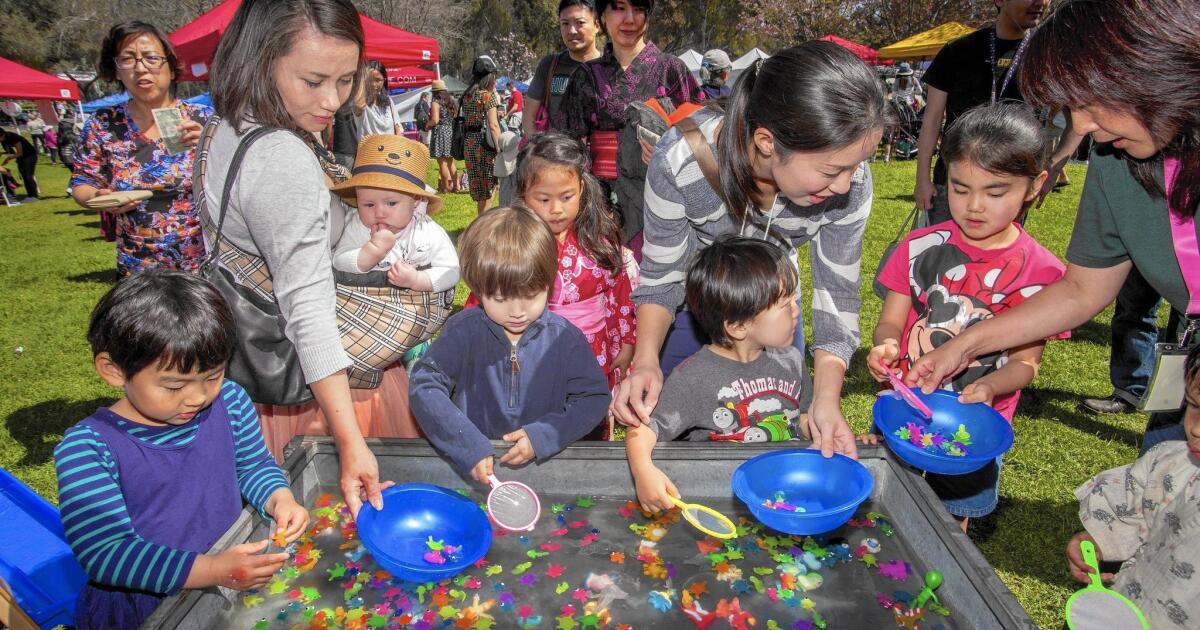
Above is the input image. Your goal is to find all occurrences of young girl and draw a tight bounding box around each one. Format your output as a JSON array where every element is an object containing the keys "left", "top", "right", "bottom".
[
  {"left": 1066, "top": 343, "right": 1200, "bottom": 629},
  {"left": 468, "top": 133, "right": 637, "bottom": 402},
  {"left": 867, "top": 102, "right": 1069, "bottom": 531},
  {"left": 330, "top": 134, "right": 459, "bottom": 293},
  {"left": 54, "top": 271, "right": 308, "bottom": 629}
]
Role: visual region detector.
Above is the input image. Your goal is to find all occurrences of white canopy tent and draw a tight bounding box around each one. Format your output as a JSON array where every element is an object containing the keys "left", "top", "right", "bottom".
[
  {"left": 677, "top": 49, "right": 703, "bottom": 73},
  {"left": 730, "top": 47, "right": 770, "bottom": 83}
]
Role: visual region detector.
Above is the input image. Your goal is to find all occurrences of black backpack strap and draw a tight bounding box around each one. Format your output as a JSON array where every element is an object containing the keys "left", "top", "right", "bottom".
[{"left": 197, "top": 119, "right": 279, "bottom": 266}]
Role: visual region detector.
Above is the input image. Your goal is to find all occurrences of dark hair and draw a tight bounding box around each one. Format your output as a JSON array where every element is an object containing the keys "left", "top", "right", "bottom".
[
  {"left": 716, "top": 41, "right": 893, "bottom": 223},
  {"left": 558, "top": 0, "right": 596, "bottom": 16},
  {"left": 1020, "top": 0, "right": 1200, "bottom": 217},
  {"left": 435, "top": 90, "right": 458, "bottom": 119},
  {"left": 1185, "top": 343, "right": 1200, "bottom": 408},
  {"left": 686, "top": 236, "right": 798, "bottom": 348},
  {"left": 596, "top": 0, "right": 653, "bottom": 34},
  {"left": 365, "top": 60, "right": 390, "bottom": 109},
  {"left": 88, "top": 270, "right": 235, "bottom": 377},
  {"left": 459, "top": 206, "right": 558, "bottom": 298},
  {"left": 211, "top": 0, "right": 365, "bottom": 134},
  {"left": 516, "top": 133, "right": 623, "bottom": 273},
  {"left": 942, "top": 102, "right": 1045, "bottom": 179},
  {"left": 97, "top": 21, "right": 182, "bottom": 86}
]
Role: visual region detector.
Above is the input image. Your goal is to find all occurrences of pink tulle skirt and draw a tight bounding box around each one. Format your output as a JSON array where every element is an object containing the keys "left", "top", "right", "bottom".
[{"left": 256, "top": 363, "right": 420, "bottom": 462}]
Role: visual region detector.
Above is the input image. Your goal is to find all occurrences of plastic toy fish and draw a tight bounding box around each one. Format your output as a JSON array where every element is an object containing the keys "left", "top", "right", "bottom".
[
  {"left": 878, "top": 560, "right": 912, "bottom": 581},
  {"left": 648, "top": 589, "right": 674, "bottom": 612}
]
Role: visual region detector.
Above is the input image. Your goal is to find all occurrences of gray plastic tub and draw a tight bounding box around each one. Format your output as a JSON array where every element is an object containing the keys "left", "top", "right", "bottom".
[{"left": 144, "top": 437, "right": 1033, "bottom": 629}]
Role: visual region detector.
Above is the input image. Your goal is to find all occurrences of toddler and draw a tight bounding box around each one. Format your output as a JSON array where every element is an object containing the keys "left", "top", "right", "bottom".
[
  {"left": 331, "top": 134, "right": 458, "bottom": 292},
  {"left": 410, "top": 206, "right": 610, "bottom": 483},
  {"left": 867, "top": 102, "right": 1069, "bottom": 530},
  {"left": 1067, "top": 343, "right": 1200, "bottom": 628},
  {"left": 626, "top": 236, "right": 820, "bottom": 513},
  {"left": 54, "top": 271, "right": 307, "bottom": 629}
]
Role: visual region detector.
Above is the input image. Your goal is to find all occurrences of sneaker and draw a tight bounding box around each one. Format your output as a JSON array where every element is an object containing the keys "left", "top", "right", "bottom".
[
  {"left": 1081, "top": 395, "right": 1136, "bottom": 415},
  {"left": 20, "top": 196, "right": 37, "bottom": 202}
]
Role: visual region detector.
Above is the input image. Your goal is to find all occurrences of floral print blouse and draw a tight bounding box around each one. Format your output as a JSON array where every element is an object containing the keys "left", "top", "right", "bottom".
[{"left": 71, "top": 101, "right": 211, "bottom": 276}]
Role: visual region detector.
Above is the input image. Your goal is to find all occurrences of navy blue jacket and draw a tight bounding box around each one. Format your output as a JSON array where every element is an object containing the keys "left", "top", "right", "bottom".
[{"left": 409, "top": 307, "right": 609, "bottom": 474}]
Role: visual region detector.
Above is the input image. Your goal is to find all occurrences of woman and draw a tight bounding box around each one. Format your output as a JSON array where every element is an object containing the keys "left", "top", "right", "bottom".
[
  {"left": 356, "top": 59, "right": 400, "bottom": 136},
  {"left": 427, "top": 79, "right": 459, "bottom": 193},
  {"left": 554, "top": 0, "right": 703, "bottom": 242},
  {"left": 611, "top": 41, "right": 894, "bottom": 459},
  {"left": 461, "top": 56, "right": 502, "bottom": 214},
  {"left": 69, "top": 21, "right": 207, "bottom": 276},
  {"left": 206, "top": 0, "right": 401, "bottom": 517},
  {"left": 909, "top": 0, "right": 1200, "bottom": 457}
]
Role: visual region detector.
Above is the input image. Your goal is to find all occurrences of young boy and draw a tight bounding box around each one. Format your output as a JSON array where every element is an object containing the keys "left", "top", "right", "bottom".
[
  {"left": 409, "top": 206, "right": 610, "bottom": 483},
  {"left": 626, "top": 236, "right": 814, "bottom": 513},
  {"left": 1066, "top": 343, "right": 1200, "bottom": 629},
  {"left": 54, "top": 271, "right": 308, "bottom": 629}
]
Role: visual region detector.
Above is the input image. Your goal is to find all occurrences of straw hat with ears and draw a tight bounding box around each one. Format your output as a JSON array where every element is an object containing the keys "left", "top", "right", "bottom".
[{"left": 330, "top": 134, "right": 442, "bottom": 213}]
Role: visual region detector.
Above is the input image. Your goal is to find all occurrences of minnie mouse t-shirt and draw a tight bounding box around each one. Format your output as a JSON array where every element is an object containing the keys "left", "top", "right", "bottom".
[{"left": 877, "top": 220, "right": 1070, "bottom": 420}]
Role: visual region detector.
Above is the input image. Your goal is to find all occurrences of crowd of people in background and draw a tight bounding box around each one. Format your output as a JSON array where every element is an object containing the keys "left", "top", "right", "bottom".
[{"left": 1, "top": 0, "right": 1195, "bottom": 627}]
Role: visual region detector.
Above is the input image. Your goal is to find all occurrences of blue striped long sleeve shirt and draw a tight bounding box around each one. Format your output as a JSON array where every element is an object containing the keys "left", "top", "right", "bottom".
[{"left": 53, "top": 380, "right": 289, "bottom": 595}]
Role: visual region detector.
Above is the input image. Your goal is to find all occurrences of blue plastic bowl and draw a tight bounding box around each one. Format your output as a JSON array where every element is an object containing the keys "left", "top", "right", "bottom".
[
  {"left": 873, "top": 389, "right": 1014, "bottom": 475},
  {"left": 732, "top": 449, "right": 874, "bottom": 535},
  {"left": 355, "top": 484, "right": 493, "bottom": 582}
]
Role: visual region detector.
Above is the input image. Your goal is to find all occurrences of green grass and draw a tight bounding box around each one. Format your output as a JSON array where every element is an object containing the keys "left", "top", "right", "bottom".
[{"left": 0, "top": 154, "right": 1147, "bottom": 628}]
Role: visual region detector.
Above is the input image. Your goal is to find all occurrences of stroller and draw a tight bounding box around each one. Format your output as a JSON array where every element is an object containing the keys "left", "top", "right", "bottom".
[{"left": 882, "top": 92, "right": 923, "bottom": 161}]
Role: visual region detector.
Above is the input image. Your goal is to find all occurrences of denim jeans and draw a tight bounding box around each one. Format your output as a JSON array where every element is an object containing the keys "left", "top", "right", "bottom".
[{"left": 1109, "top": 267, "right": 1162, "bottom": 405}]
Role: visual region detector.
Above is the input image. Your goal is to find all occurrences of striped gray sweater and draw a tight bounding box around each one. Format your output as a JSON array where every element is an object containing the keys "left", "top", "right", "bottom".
[{"left": 633, "top": 108, "right": 871, "bottom": 365}]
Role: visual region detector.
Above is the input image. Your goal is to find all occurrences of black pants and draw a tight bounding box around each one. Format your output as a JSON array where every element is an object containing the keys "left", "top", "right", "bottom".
[{"left": 15, "top": 155, "right": 38, "bottom": 198}]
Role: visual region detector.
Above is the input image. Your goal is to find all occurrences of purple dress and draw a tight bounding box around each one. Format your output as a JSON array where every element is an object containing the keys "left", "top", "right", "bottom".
[{"left": 73, "top": 405, "right": 243, "bottom": 629}]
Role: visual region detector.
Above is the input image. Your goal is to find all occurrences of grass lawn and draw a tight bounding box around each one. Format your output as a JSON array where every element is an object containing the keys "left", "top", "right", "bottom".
[{"left": 0, "top": 153, "right": 1149, "bottom": 628}]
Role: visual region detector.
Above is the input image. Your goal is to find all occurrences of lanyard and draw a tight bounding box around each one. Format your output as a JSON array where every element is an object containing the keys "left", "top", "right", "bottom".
[
  {"left": 990, "top": 27, "right": 1031, "bottom": 104},
  {"left": 1165, "top": 157, "right": 1200, "bottom": 317}
]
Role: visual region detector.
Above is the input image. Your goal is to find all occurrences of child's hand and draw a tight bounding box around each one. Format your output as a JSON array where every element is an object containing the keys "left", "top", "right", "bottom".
[
  {"left": 387, "top": 260, "right": 419, "bottom": 288},
  {"left": 471, "top": 456, "right": 495, "bottom": 485},
  {"left": 499, "top": 429, "right": 535, "bottom": 467},
  {"left": 633, "top": 465, "right": 679, "bottom": 513},
  {"left": 268, "top": 491, "right": 310, "bottom": 545},
  {"left": 959, "top": 381, "right": 997, "bottom": 406},
  {"left": 369, "top": 227, "right": 397, "bottom": 250},
  {"left": 857, "top": 432, "right": 883, "bottom": 445},
  {"left": 1066, "top": 531, "right": 1114, "bottom": 583},
  {"left": 208, "top": 541, "right": 289, "bottom": 590},
  {"left": 867, "top": 342, "right": 901, "bottom": 382}
]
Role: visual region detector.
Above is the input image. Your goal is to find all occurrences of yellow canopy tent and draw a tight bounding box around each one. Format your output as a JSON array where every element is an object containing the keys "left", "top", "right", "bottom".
[{"left": 878, "top": 22, "right": 975, "bottom": 60}]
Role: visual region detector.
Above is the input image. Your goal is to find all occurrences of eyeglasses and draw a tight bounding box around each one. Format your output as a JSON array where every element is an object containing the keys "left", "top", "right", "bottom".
[{"left": 114, "top": 54, "right": 167, "bottom": 71}]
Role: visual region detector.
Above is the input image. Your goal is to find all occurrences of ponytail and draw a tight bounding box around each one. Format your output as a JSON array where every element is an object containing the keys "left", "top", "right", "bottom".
[{"left": 715, "top": 41, "right": 893, "bottom": 224}]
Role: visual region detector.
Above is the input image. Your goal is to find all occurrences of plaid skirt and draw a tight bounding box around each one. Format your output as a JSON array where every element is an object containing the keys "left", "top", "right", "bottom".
[{"left": 463, "top": 132, "right": 497, "bottom": 201}]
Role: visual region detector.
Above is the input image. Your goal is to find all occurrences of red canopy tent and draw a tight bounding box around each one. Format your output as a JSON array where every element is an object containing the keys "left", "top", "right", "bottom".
[
  {"left": 0, "top": 56, "right": 81, "bottom": 100},
  {"left": 169, "top": 0, "right": 439, "bottom": 81},
  {"left": 386, "top": 66, "right": 437, "bottom": 89},
  {"left": 817, "top": 35, "right": 890, "bottom": 66}
]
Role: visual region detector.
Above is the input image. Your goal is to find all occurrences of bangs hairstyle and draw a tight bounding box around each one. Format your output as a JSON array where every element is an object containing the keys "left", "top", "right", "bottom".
[
  {"left": 686, "top": 236, "right": 798, "bottom": 348},
  {"left": 97, "top": 21, "right": 182, "bottom": 85},
  {"left": 459, "top": 206, "right": 558, "bottom": 298},
  {"left": 596, "top": 0, "right": 653, "bottom": 33},
  {"left": 941, "top": 102, "right": 1045, "bottom": 179},
  {"left": 717, "top": 40, "right": 894, "bottom": 223},
  {"left": 1020, "top": 0, "right": 1200, "bottom": 216},
  {"left": 88, "top": 270, "right": 235, "bottom": 377},
  {"left": 516, "top": 133, "right": 622, "bottom": 273},
  {"left": 210, "top": 0, "right": 365, "bottom": 134}
]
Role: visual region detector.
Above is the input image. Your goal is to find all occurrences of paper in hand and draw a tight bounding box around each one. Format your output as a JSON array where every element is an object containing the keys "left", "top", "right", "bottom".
[
  {"left": 152, "top": 107, "right": 187, "bottom": 154},
  {"left": 637, "top": 124, "right": 662, "bottom": 147}
]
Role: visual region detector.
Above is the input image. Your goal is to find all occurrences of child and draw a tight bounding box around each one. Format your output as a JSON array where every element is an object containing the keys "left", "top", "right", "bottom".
[
  {"left": 54, "top": 271, "right": 309, "bottom": 629},
  {"left": 44, "top": 126, "right": 57, "bottom": 165},
  {"left": 470, "top": 134, "right": 637, "bottom": 396},
  {"left": 1067, "top": 343, "right": 1200, "bottom": 628},
  {"left": 330, "top": 134, "right": 459, "bottom": 292},
  {"left": 867, "top": 102, "right": 1069, "bottom": 530},
  {"left": 626, "top": 236, "right": 817, "bottom": 513},
  {"left": 410, "top": 206, "right": 611, "bottom": 483}
]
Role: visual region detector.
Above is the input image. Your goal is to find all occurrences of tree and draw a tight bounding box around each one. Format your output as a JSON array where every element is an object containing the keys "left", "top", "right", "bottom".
[{"left": 852, "top": 0, "right": 995, "bottom": 48}]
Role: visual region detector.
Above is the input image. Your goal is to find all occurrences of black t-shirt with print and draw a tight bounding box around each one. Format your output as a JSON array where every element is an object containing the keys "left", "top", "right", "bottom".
[
  {"left": 922, "top": 26, "right": 1026, "bottom": 185},
  {"left": 528, "top": 51, "right": 586, "bottom": 129}
]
